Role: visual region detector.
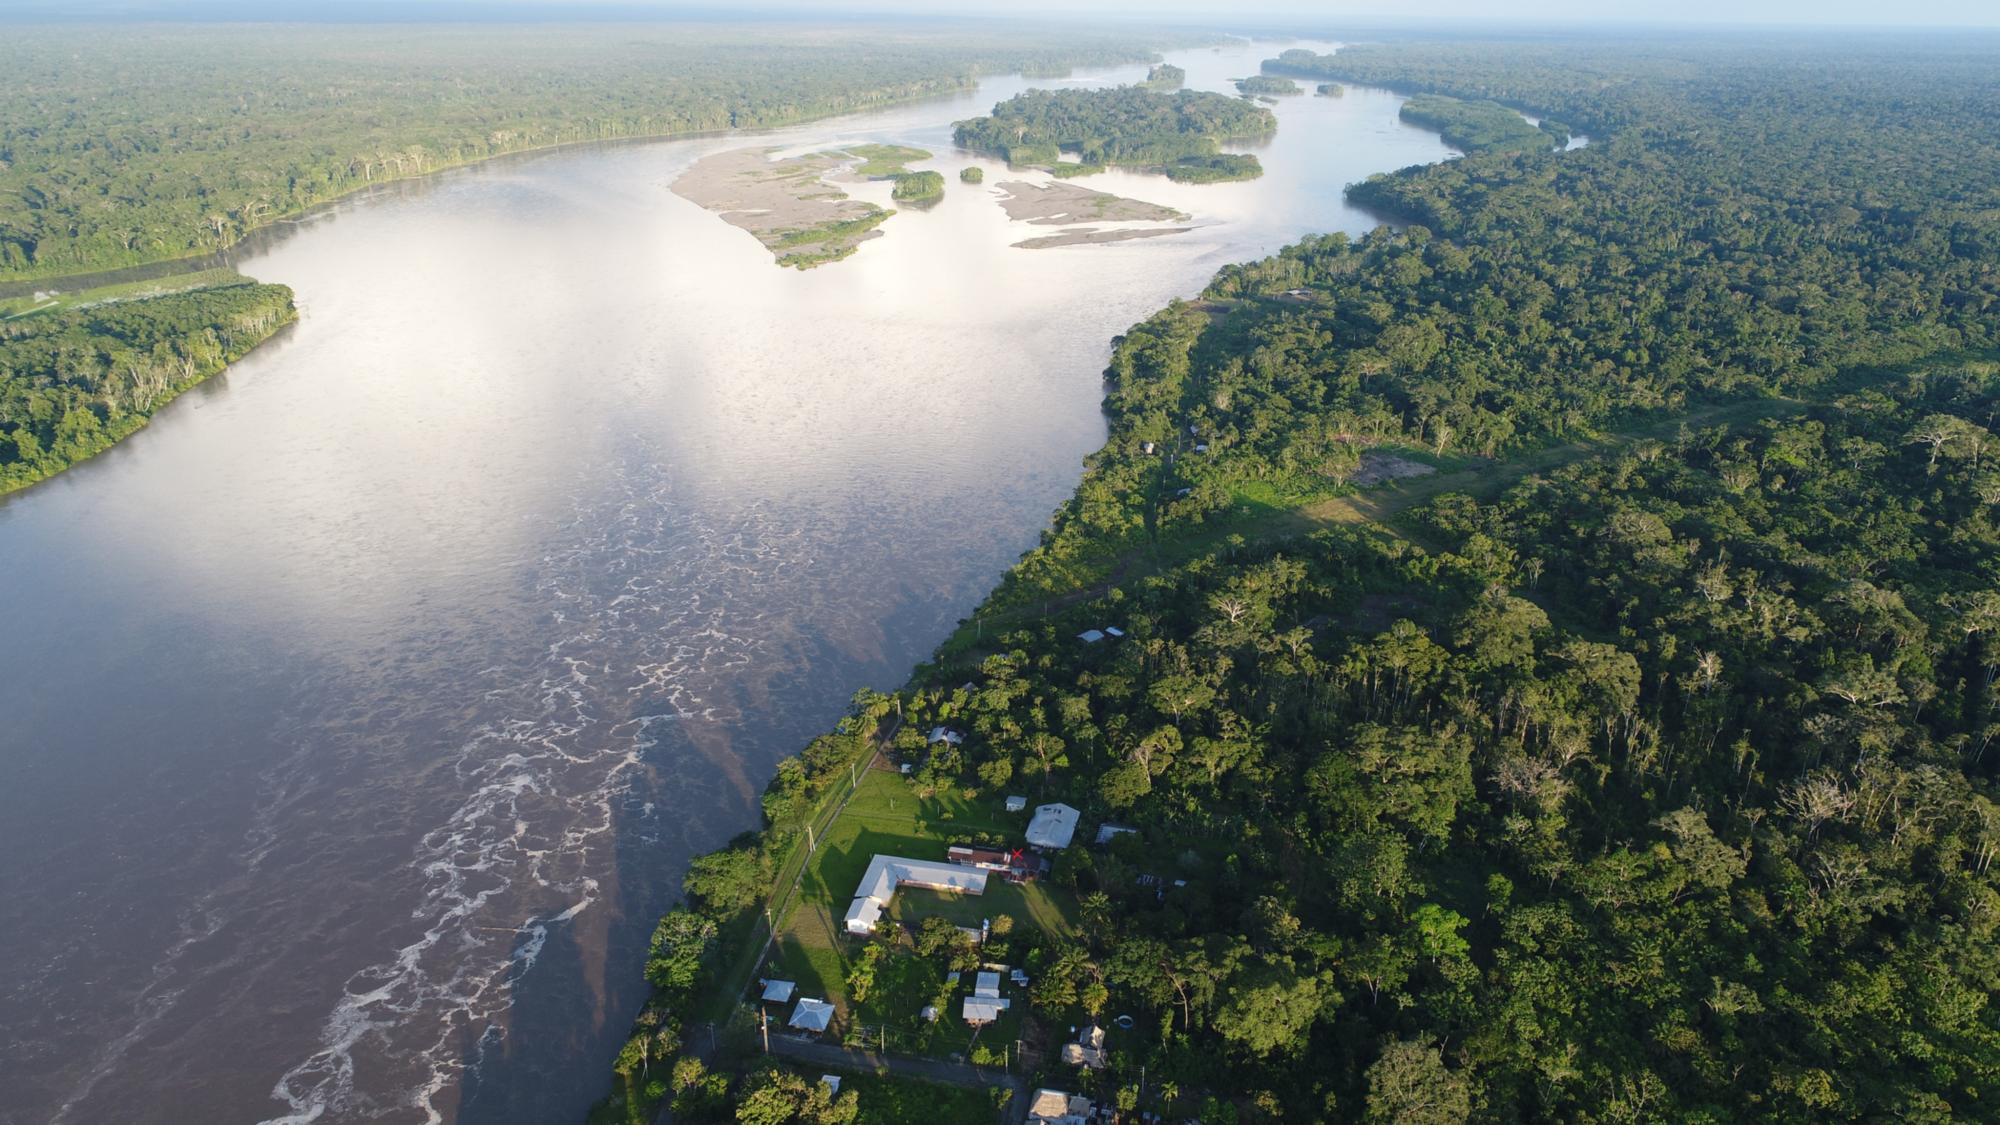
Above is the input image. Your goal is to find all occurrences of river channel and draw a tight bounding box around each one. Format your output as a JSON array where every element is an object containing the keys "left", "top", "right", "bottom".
[{"left": 0, "top": 38, "right": 1467, "bottom": 1125}]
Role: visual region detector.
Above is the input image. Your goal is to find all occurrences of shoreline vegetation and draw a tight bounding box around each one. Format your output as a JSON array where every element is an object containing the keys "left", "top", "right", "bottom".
[
  {"left": 0, "top": 23, "right": 1195, "bottom": 287},
  {"left": 1396, "top": 93, "right": 1570, "bottom": 154},
  {"left": 1234, "top": 75, "right": 1302, "bottom": 96},
  {"left": 0, "top": 278, "right": 295, "bottom": 494},
  {"left": 0, "top": 27, "right": 1192, "bottom": 501},
  {"left": 890, "top": 171, "right": 947, "bottom": 204},
  {"left": 598, "top": 31, "right": 2000, "bottom": 1125},
  {"left": 952, "top": 87, "right": 1275, "bottom": 184}
]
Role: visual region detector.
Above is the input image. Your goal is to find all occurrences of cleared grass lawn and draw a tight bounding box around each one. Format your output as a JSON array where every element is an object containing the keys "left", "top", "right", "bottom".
[
  {"left": 808, "top": 1068, "right": 1006, "bottom": 1125},
  {"left": 761, "top": 768, "right": 1077, "bottom": 1058},
  {"left": 0, "top": 267, "right": 252, "bottom": 318}
]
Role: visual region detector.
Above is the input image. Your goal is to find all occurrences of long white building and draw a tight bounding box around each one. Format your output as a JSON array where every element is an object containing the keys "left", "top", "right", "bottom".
[{"left": 843, "top": 854, "right": 988, "bottom": 935}]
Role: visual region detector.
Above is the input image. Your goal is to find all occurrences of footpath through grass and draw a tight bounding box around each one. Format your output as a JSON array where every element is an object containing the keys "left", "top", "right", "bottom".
[{"left": 0, "top": 267, "right": 251, "bottom": 318}]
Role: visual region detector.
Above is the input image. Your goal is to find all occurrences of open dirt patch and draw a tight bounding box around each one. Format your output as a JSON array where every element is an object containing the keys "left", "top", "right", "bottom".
[{"left": 1351, "top": 450, "right": 1440, "bottom": 487}]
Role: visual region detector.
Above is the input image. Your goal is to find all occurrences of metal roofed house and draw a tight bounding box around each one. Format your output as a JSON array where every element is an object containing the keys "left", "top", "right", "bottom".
[
  {"left": 927, "top": 726, "right": 964, "bottom": 746},
  {"left": 1027, "top": 1088, "right": 1093, "bottom": 1124},
  {"left": 1094, "top": 823, "right": 1137, "bottom": 846},
  {"left": 962, "top": 996, "right": 1010, "bottom": 1025},
  {"left": 1077, "top": 629, "right": 1105, "bottom": 644},
  {"left": 759, "top": 978, "right": 796, "bottom": 1004},
  {"left": 1025, "top": 802, "right": 1081, "bottom": 850},
  {"left": 1061, "top": 1024, "right": 1108, "bottom": 1069},
  {"left": 788, "top": 997, "right": 835, "bottom": 1034},
  {"left": 820, "top": 1075, "right": 841, "bottom": 1095},
  {"left": 843, "top": 854, "right": 989, "bottom": 935},
  {"left": 974, "top": 970, "right": 1002, "bottom": 998},
  {"left": 947, "top": 843, "right": 1049, "bottom": 883},
  {"left": 1005, "top": 794, "right": 1028, "bottom": 812}
]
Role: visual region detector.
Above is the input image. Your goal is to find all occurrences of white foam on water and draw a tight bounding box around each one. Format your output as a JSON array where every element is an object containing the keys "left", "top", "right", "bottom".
[{"left": 255, "top": 464, "right": 786, "bottom": 1124}]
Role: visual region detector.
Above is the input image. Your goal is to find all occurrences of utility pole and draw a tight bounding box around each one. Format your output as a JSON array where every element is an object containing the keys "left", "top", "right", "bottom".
[{"left": 761, "top": 1008, "right": 770, "bottom": 1054}]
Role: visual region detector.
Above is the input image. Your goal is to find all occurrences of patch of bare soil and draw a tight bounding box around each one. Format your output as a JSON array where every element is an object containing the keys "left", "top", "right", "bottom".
[{"left": 1351, "top": 450, "right": 1439, "bottom": 487}]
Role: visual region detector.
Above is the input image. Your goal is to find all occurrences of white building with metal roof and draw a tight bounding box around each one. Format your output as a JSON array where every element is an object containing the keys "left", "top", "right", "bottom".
[
  {"left": 1025, "top": 803, "right": 1081, "bottom": 850},
  {"left": 843, "top": 854, "right": 988, "bottom": 935}
]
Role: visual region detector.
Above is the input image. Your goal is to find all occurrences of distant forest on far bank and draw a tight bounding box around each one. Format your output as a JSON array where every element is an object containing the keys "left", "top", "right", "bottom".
[{"left": 0, "top": 22, "right": 1204, "bottom": 282}]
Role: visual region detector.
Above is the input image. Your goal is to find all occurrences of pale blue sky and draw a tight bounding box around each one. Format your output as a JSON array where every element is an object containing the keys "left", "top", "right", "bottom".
[
  {"left": 802, "top": 0, "right": 2000, "bottom": 24},
  {"left": 8, "top": 0, "right": 1999, "bottom": 26}
]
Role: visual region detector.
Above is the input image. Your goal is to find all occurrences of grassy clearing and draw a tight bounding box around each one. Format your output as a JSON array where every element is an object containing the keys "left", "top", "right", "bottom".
[
  {"left": 842, "top": 143, "right": 932, "bottom": 178},
  {"left": 0, "top": 267, "right": 250, "bottom": 318},
  {"left": 846, "top": 1070, "right": 1008, "bottom": 1125},
  {"left": 772, "top": 1066, "right": 1004, "bottom": 1125},
  {"left": 759, "top": 769, "right": 1078, "bottom": 1058},
  {"left": 935, "top": 392, "right": 1817, "bottom": 662},
  {"left": 773, "top": 208, "right": 892, "bottom": 248}
]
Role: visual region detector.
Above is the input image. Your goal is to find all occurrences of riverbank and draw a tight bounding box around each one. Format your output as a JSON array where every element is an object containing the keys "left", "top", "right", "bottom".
[
  {"left": 0, "top": 20, "right": 1215, "bottom": 291},
  {"left": 0, "top": 36, "right": 1474, "bottom": 1125},
  {"left": 0, "top": 281, "right": 296, "bottom": 496}
]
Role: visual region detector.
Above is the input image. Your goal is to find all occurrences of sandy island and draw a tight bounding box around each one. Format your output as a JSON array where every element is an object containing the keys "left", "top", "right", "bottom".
[
  {"left": 673, "top": 147, "right": 891, "bottom": 269},
  {"left": 1012, "top": 227, "right": 1194, "bottom": 250},
  {"left": 993, "top": 180, "right": 1191, "bottom": 250},
  {"left": 994, "top": 180, "right": 1185, "bottom": 226}
]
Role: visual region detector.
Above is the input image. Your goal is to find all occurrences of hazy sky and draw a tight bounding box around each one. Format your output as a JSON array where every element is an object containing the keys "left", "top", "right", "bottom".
[
  {"left": 7, "top": 0, "right": 1999, "bottom": 25},
  {"left": 789, "top": 0, "right": 2000, "bottom": 24}
]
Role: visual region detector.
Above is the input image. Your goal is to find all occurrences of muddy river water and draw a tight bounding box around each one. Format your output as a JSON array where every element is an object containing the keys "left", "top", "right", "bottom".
[{"left": 0, "top": 39, "right": 1467, "bottom": 1125}]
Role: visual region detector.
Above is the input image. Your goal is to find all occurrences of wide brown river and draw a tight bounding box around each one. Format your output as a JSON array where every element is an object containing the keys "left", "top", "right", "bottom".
[{"left": 0, "top": 39, "right": 1461, "bottom": 1125}]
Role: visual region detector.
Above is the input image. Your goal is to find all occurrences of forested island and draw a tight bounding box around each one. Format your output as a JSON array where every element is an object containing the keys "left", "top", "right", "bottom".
[
  {"left": 0, "top": 281, "right": 295, "bottom": 493},
  {"left": 598, "top": 31, "right": 2000, "bottom": 1125},
  {"left": 1234, "top": 75, "right": 1302, "bottom": 96},
  {"left": 1143, "top": 63, "right": 1187, "bottom": 90},
  {"left": 1397, "top": 94, "right": 1568, "bottom": 154},
  {"left": 952, "top": 87, "right": 1275, "bottom": 183},
  {"left": 0, "top": 24, "right": 1188, "bottom": 283},
  {"left": 1258, "top": 47, "right": 1345, "bottom": 81},
  {"left": 1255, "top": 51, "right": 1344, "bottom": 99},
  {"left": 891, "top": 171, "right": 947, "bottom": 203}
]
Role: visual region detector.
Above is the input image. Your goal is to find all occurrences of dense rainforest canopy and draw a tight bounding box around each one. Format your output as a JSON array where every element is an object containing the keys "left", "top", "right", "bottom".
[
  {"left": 609, "top": 30, "right": 2000, "bottom": 1125},
  {"left": 0, "top": 22, "right": 1186, "bottom": 282},
  {"left": 951, "top": 87, "right": 1274, "bottom": 179},
  {"left": 1395, "top": 95, "right": 1566, "bottom": 155},
  {"left": 1235, "top": 76, "right": 1302, "bottom": 97},
  {"left": 1258, "top": 47, "right": 1345, "bottom": 81},
  {"left": 0, "top": 282, "right": 294, "bottom": 492}
]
